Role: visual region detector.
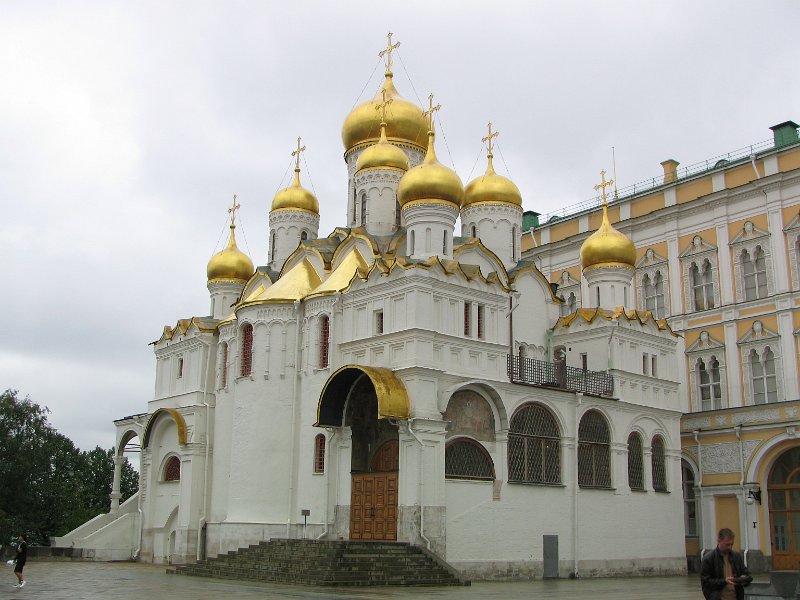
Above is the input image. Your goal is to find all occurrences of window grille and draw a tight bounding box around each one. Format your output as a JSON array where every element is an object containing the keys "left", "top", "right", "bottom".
[
  {"left": 375, "top": 310, "right": 384, "bottom": 335},
  {"left": 751, "top": 347, "right": 778, "bottom": 404},
  {"left": 464, "top": 302, "right": 472, "bottom": 336},
  {"left": 697, "top": 357, "right": 722, "bottom": 410},
  {"left": 651, "top": 435, "right": 667, "bottom": 491},
  {"left": 164, "top": 456, "right": 181, "bottom": 481},
  {"left": 681, "top": 461, "right": 697, "bottom": 536},
  {"left": 627, "top": 432, "right": 644, "bottom": 491},
  {"left": 314, "top": 434, "right": 326, "bottom": 474},
  {"left": 508, "top": 403, "right": 561, "bottom": 484},
  {"left": 319, "top": 315, "right": 330, "bottom": 368},
  {"left": 477, "top": 304, "right": 485, "bottom": 339},
  {"left": 240, "top": 323, "right": 253, "bottom": 376},
  {"left": 578, "top": 410, "right": 611, "bottom": 488},
  {"left": 221, "top": 343, "right": 229, "bottom": 388},
  {"left": 445, "top": 438, "right": 495, "bottom": 480}
]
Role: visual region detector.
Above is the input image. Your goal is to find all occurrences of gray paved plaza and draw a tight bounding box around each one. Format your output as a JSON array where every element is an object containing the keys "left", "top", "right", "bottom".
[{"left": 0, "top": 561, "right": 713, "bottom": 599}]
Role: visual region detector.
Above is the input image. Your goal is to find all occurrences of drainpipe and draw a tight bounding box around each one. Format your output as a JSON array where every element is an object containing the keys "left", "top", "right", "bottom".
[
  {"left": 750, "top": 154, "right": 761, "bottom": 180},
  {"left": 197, "top": 340, "right": 214, "bottom": 560},
  {"left": 573, "top": 392, "right": 582, "bottom": 578},
  {"left": 735, "top": 425, "right": 750, "bottom": 566},
  {"left": 407, "top": 419, "right": 432, "bottom": 551},
  {"left": 286, "top": 299, "right": 303, "bottom": 538},
  {"left": 316, "top": 428, "right": 336, "bottom": 540},
  {"left": 134, "top": 448, "right": 144, "bottom": 560},
  {"left": 694, "top": 430, "right": 704, "bottom": 555}
]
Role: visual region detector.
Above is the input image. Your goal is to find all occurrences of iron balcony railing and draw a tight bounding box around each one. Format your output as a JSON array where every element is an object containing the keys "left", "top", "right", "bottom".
[{"left": 507, "top": 354, "right": 614, "bottom": 397}]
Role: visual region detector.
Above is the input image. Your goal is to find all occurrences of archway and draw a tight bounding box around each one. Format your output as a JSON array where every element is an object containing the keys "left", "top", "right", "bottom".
[
  {"left": 316, "top": 366, "right": 408, "bottom": 541},
  {"left": 769, "top": 447, "right": 800, "bottom": 570}
]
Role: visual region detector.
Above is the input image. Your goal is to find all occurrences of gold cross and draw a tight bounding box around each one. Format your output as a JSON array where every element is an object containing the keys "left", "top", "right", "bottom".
[
  {"left": 375, "top": 88, "right": 394, "bottom": 123},
  {"left": 593, "top": 169, "right": 614, "bottom": 204},
  {"left": 482, "top": 122, "right": 499, "bottom": 155},
  {"left": 378, "top": 32, "right": 401, "bottom": 74},
  {"left": 228, "top": 194, "right": 240, "bottom": 226},
  {"left": 291, "top": 136, "right": 306, "bottom": 171},
  {"left": 422, "top": 93, "right": 441, "bottom": 132}
]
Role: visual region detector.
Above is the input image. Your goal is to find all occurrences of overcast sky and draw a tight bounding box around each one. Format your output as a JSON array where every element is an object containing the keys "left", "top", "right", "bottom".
[{"left": 1, "top": 1, "right": 798, "bottom": 453}]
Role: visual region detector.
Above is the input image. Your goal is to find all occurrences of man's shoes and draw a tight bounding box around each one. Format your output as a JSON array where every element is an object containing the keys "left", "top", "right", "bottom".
[
  {"left": 18, "top": 581, "right": 25, "bottom": 588},
  {"left": 12, "top": 584, "right": 19, "bottom": 588}
]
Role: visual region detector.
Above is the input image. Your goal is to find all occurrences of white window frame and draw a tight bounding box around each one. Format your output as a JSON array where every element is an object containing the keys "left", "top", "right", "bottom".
[
  {"left": 555, "top": 271, "right": 581, "bottom": 314},
  {"left": 739, "top": 320, "right": 784, "bottom": 405},
  {"left": 730, "top": 221, "right": 773, "bottom": 303},
  {"left": 680, "top": 236, "right": 720, "bottom": 312},
  {"left": 686, "top": 330, "right": 726, "bottom": 412},
  {"left": 636, "top": 248, "right": 670, "bottom": 319}
]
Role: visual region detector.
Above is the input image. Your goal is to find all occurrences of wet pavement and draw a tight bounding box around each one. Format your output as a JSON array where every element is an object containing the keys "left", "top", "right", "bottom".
[{"left": 1, "top": 561, "right": 712, "bottom": 599}]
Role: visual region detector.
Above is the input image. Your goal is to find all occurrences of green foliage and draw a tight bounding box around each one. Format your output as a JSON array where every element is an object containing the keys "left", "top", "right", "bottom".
[{"left": 0, "top": 390, "right": 139, "bottom": 546}]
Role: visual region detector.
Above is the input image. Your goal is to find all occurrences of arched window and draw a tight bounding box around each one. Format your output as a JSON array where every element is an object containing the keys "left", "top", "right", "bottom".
[
  {"left": 651, "top": 435, "right": 667, "bottom": 491},
  {"left": 409, "top": 230, "right": 415, "bottom": 255},
  {"left": 644, "top": 272, "right": 666, "bottom": 318},
  {"left": 395, "top": 199, "right": 401, "bottom": 226},
  {"left": 512, "top": 225, "right": 518, "bottom": 261},
  {"left": 351, "top": 188, "right": 357, "bottom": 225},
  {"left": 627, "top": 432, "right": 644, "bottom": 491},
  {"left": 743, "top": 246, "right": 768, "bottom": 301},
  {"left": 164, "top": 456, "right": 181, "bottom": 481},
  {"left": 559, "top": 295, "right": 569, "bottom": 317},
  {"left": 442, "top": 230, "right": 448, "bottom": 255},
  {"left": 697, "top": 356, "right": 722, "bottom": 410},
  {"left": 751, "top": 347, "right": 778, "bottom": 404},
  {"left": 681, "top": 460, "right": 697, "bottom": 536},
  {"left": 220, "top": 342, "right": 229, "bottom": 388},
  {"left": 360, "top": 193, "right": 367, "bottom": 226},
  {"left": 691, "top": 259, "right": 715, "bottom": 310},
  {"left": 445, "top": 438, "right": 495, "bottom": 480},
  {"left": 319, "top": 315, "right": 330, "bottom": 368},
  {"left": 300, "top": 230, "right": 308, "bottom": 241},
  {"left": 270, "top": 232, "right": 276, "bottom": 263},
  {"left": 508, "top": 403, "right": 561, "bottom": 484},
  {"left": 240, "top": 323, "right": 253, "bottom": 377},
  {"left": 314, "top": 434, "right": 326, "bottom": 474},
  {"left": 578, "top": 410, "right": 611, "bottom": 488},
  {"left": 567, "top": 292, "right": 577, "bottom": 313},
  {"left": 471, "top": 224, "right": 477, "bottom": 238}
]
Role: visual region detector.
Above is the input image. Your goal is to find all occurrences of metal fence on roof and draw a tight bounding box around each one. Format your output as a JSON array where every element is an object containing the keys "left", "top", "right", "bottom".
[{"left": 537, "top": 137, "right": 775, "bottom": 225}]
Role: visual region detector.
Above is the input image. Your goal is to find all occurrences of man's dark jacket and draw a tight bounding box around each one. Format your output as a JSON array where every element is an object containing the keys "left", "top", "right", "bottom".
[{"left": 700, "top": 546, "right": 753, "bottom": 600}]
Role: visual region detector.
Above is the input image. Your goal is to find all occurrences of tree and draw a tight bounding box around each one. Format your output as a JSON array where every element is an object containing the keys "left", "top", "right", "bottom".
[{"left": 0, "top": 390, "right": 138, "bottom": 545}]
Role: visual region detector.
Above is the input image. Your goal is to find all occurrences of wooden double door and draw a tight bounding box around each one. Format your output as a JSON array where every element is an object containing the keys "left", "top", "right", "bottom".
[{"left": 350, "top": 440, "right": 398, "bottom": 541}]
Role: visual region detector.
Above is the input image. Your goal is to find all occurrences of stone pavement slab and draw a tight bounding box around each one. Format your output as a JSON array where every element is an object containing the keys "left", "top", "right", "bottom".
[{"left": 1, "top": 561, "right": 711, "bottom": 599}]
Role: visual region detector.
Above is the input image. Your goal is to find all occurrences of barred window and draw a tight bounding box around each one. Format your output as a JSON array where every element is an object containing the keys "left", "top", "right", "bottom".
[
  {"left": 627, "top": 432, "right": 644, "bottom": 491},
  {"left": 578, "top": 410, "right": 611, "bottom": 488},
  {"left": 477, "top": 304, "right": 485, "bottom": 339},
  {"left": 508, "top": 403, "right": 561, "bottom": 484},
  {"left": 464, "top": 302, "right": 472, "bottom": 336},
  {"left": 313, "top": 434, "right": 326, "bottom": 474},
  {"left": 240, "top": 323, "right": 253, "bottom": 377},
  {"left": 682, "top": 461, "right": 697, "bottom": 536},
  {"left": 446, "top": 438, "right": 494, "bottom": 480},
  {"left": 220, "top": 342, "right": 229, "bottom": 388},
  {"left": 319, "top": 315, "right": 330, "bottom": 368},
  {"left": 164, "top": 456, "right": 181, "bottom": 481},
  {"left": 651, "top": 435, "right": 667, "bottom": 492}
]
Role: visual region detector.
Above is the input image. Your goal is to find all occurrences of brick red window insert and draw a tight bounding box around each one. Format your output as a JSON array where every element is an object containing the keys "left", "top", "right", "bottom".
[
  {"left": 320, "top": 315, "right": 330, "bottom": 368},
  {"left": 314, "top": 434, "right": 326, "bottom": 473},
  {"left": 240, "top": 324, "right": 253, "bottom": 376},
  {"left": 464, "top": 302, "right": 472, "bottom": 336},
  {"left": 221, "top": 343, "right": 228, "bottom": 387},
  {"left": 164, "top": 456, "right": 181, "bottom": 481},
  {"left": 477, "top": 304, "right": 485, "bottom": 339}
]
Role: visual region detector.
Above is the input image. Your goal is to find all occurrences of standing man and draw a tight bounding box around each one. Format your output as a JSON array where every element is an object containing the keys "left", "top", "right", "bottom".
[
  {"left": 12, "top": 534, "right": 27, "bottom": 589},
  {"left": 701, "top": 528, "right": 752, "bottom": 600}
]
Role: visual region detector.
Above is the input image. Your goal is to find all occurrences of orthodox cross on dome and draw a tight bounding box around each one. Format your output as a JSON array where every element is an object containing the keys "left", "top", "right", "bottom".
[
  {"left": 228, "top": 194, "right": 240, "bottom": 226},
  {"left": 291, "top": 136, "right": 306, "bottom": 171},
  {"left": 593, "top": 169, "right": 614, "bottom": 205},
  {"left": 482, "top": 122, "right": 499, "bottom": 156},
  {"left": 379, "top": 32, "right": 401, "bottom": 74},
  {"left": 375, "top": 89, "right": 393, "bottom": 124},
  {"left": 422, "top": 93, "right": 441, "bottom": 132}
]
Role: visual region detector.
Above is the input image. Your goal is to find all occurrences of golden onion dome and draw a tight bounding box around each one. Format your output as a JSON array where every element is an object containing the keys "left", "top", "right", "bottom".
[
  {"left": 356, "top": 122, "right": 410, "bottom": 172},
  {"left": 463, "top": 153, "right": 522, "bottom": 207},
  {"left": 580, "top": 203, "right": 636, "bottom": 269},
  {"left": 342, "top": 72, "right": 428, "bottom": 152},
  {"left": 271, "top": 167, "right": 319, "bottom": 214},
  {"left": 397, "top": 131, "right": 464, "bottom": 207},
  {"left": 207, "top": 225, "right": 255, "bottom": 282}
]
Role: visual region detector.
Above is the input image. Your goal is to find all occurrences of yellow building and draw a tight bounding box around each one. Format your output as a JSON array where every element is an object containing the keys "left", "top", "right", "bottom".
[{"left": 525, "top": 120, "right": 800, "bottom": 571}]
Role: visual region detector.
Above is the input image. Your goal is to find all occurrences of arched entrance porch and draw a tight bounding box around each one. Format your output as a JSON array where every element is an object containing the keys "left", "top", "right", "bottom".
[{"left": 315, "top": 365, "right": 410, "bottom": 541}]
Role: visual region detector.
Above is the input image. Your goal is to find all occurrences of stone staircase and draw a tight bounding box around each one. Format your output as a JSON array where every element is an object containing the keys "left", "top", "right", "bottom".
[{"left": 170, "top": 539, "right": 470, "bottom": 587}]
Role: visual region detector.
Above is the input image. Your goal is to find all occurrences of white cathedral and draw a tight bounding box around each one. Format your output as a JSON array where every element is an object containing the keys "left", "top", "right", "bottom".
[{"left": 59, "top": 39, "right": 688, "bottom": 579}]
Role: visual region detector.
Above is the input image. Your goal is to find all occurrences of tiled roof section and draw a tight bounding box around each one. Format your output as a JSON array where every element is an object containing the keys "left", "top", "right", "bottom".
[
  {"left": 156, "top": 316, "right": 220, "bottom": 343},
  {"left": 554, "top": 307, "right": 677, "bottom": 336}
]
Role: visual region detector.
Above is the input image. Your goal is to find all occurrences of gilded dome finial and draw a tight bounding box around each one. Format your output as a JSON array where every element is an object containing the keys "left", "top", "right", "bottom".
[
  {"left": 207, "top": 197, "right": 255, "bottom": 282},
  {"left": 379, "top": 31, "right": 401, "bottom": 76},
  {"left": 291, "top": 136, "right": 306, "bottom": 186},
  {"left": 482, "top": 121, "right": 499, "bottom": 174},
  {"left": 227, "top": 194, "right": 240, "bottom": 227},
  {"left": 355, "top": 90, "right": 410, "bottom": 172},
  {"left": 580, "top": 169, "right": 635, "bottom": 269},
  {"left": 271, "top": 137, "right": 319, "bottom": 214}
]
